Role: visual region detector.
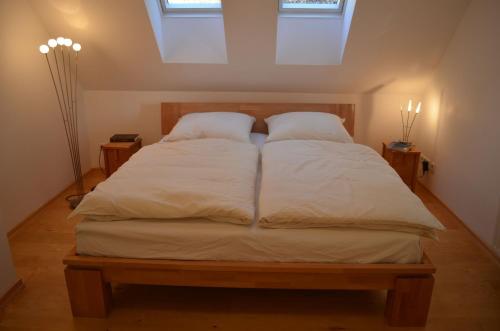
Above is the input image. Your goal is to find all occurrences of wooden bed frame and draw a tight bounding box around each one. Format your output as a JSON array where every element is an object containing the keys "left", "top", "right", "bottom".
[{"left": 63, "top": 102, "right": 436, "bottom": 327}]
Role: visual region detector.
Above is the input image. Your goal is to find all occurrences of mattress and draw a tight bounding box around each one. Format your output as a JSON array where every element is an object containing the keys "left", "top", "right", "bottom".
[
  {"left": 76, "top": 134, "right": 422, "bottom": 264},
  {"left": 76, "top": 218, "right": 422, "bottom": 263}
]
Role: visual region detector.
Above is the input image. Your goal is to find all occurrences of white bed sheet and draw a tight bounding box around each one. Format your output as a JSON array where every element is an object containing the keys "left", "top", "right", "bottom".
[
  {"left": 76, "top": 218, "right": 422, "bottom": 263},
  {"left": 76, "top": 134, "right": 422, "bottom": 264}
]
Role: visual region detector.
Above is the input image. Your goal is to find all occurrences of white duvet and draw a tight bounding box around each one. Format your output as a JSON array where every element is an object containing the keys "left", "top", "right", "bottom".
[
  {"left": 258, "top": 140, "right": 445, "bottom": 237},
  {"left": 71, "top": 139, "right": 259, "bottom": 225}
]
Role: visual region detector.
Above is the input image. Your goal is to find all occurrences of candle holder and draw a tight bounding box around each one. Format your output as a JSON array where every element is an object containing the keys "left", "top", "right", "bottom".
[
  {"left": 389, "top": 99, "right": 422, "bottom": 152},
  {"left": 399, "top": 99, "right": 421, "bottom": 146}
]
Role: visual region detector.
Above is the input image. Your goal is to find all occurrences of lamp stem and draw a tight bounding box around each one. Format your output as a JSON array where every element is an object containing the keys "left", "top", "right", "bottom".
[
  {"left": 72, "top": 52, "right": 83, "bottom": 193},
  {"left": 53, "top": 48, "right": 69, "bottom": 125},
  {"left": 65, "top": 49, "right": 82, "bottom": 192},
  {"left": 45, "top": 54, "right": 78, "bottom": 179},
  {"left": 65, "top": 49, "right": 75, "bottom": 149},
  {"left": 53, "top": 49, "right": 78, "bottom": 175},
  {"left": 400, "top": 108, "right": 405, "bottom": 142},
  {"left": 61, "top": 47, "right": 72, "bottom": 116},
  {"left": 62, "top": 47, "right": 78, "bottom": 171},
  {"left": 406, "top": 112, "right": 418, "bottom": 144},
  {"left": 405, "top": 110, "right": 410, "bottom": 143}
]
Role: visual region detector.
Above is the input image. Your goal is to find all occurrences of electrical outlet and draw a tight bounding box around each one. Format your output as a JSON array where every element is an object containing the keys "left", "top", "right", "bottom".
[
  {"left": 422, "top": 159, "right": 430, "bottom": 174},
  {"left": 420, "top": 155, "right": 435, "bottom": 176}
]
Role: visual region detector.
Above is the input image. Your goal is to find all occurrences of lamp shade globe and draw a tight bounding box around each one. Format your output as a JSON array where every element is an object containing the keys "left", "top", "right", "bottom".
[
  {"left": 72, "top": 43, "right": 82, "bottom": 52},
  {"left": 56, "top": 37, "right": 65, "bottom": 45},
  {"left": 416, "top": 102, "right": 422, "bottom": 114},
  {"left": 64, "top": 38, "right": 73, "bottom": 47},
  {"left": 48, "top": 39, "right": 58, "bottom": 48},
  {"left": 39, "top": 44, "right": 49, "bottom": 54}
]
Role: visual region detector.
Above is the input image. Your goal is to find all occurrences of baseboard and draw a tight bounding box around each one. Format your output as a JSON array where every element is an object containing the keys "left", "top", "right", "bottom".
[
  {"left": 417, "top": 181, "right": 500, "bottom": 261},
  {"left": 7, "top": 168, "right": 98, "bottom": 239},
  {"left": 0, "top": 279, "right": 24, "bottom": 309}
]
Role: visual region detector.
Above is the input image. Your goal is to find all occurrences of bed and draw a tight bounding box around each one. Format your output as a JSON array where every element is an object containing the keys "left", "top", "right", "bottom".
[{"left": 64, "top": 102, "right": 437, "bottom": 327}]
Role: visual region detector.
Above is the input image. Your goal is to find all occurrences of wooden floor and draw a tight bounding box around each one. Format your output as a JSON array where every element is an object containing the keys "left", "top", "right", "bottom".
[{"left": 1, "top": 169, "right": 499, "bottom": 331}]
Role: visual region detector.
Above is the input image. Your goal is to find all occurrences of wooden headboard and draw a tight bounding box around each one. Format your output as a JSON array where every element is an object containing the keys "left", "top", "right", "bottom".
[{"left": 161, "top": 102, "right": 355, "bottom": 136}]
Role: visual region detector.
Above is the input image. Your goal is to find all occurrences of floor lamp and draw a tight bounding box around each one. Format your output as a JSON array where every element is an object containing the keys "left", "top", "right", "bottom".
[{"left": 39, "top": 37, "right": 84, "bottom": 209}]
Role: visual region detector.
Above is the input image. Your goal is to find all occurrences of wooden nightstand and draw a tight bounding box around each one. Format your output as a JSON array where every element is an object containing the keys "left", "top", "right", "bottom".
[
  {"left": 101, "top": 139, "right": 142, "bottom": 177},
  {"left": 382, "top": 142, "right": 421, "bottom": 192}
]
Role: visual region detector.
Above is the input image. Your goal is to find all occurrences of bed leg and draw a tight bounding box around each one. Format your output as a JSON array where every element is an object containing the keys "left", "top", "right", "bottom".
[
  {"left": 64, "top": 267, "right": 112, "bottom": 318},
  {"left": 385, "top": 275, "right": 434, "bottom": 327}
]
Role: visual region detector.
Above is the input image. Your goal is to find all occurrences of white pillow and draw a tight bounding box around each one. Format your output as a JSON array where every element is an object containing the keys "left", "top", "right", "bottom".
[
  {"left": 166, "top": 112, "right": 256, "bottom": 143},
  {"left": 265, "top": 112, "right": 353, "bottom": 143}
]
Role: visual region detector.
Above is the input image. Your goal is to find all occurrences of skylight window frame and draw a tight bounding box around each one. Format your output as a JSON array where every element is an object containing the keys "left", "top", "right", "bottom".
[
  {"left": 279, "top": 0, "right": 345, "bottom": 14},
  {"left": 160, "top": 0, "right": 222, "bottom": 14}
]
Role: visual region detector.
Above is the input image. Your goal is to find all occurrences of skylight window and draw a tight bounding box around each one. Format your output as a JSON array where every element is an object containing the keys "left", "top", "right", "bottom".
[
  {"left": 279, "top": 0, "right": 344, "bottom": 13},
  {"left": 146, "top": 0, "right": 228, "bottom": 63},
  {"left": 275, "top": 0, "right": 356, "bottom": 65},
  {"left": 162, "top": 0, "right": 222, "bottom": 12}
]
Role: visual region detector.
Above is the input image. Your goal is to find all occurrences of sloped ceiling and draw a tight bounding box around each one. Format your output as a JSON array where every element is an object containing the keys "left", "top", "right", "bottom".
[{"left": 29, "top": 0, "right": 470, "bottom": 93}]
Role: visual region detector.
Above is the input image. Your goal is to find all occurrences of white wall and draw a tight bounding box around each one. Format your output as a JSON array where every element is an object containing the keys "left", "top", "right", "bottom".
[
  {"left": 0, "top": 0, "right": 91, "bottom": 233},
  {"left": 416, "top": 0, "right": 500, "bottom": 256},
  {"left": 83, "top": 90, "right": 420, "bottom": 167},
  {"left": 29, "top": 0, "right": 469, "bottom": 94},
  {"left": 276, "top": 15, "right": 343, "bottom": 65}
]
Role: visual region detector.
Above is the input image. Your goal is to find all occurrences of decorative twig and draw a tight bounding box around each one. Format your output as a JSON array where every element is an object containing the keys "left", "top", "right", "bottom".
[
  {"left": 403, "top": 107, "right": 410, "bottom": 143},
  {"left": 406, "top": 112, "right": 418, "bottom": 143},
  {"left": 400, "top": 106, "right": 405, "bottom": 142}
]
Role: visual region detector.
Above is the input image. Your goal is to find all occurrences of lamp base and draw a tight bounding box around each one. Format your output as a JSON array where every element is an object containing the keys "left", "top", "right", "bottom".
[{"left": 67, "top": 194, "right": 85, "bottom": 209}]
